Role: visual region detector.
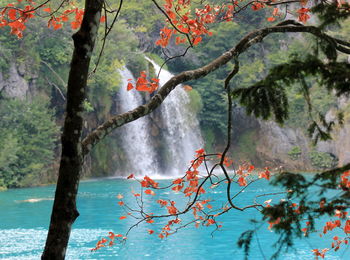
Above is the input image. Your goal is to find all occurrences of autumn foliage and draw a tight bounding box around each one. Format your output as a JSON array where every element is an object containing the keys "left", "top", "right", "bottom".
[
  {"left": 91, "top": 148, "right": 276, "bottom": 249},
  {"left": 1, "top": 0, "right": 349, "bottom": 259},
  {"left": 90, "top": 148, "right": 350, "bottom": 258},
  {"left": 91, "top": 148, "right": 271, "bottom": 251},
  {"left": 0, "top": 0, "right": 98, "bottom": 38}
]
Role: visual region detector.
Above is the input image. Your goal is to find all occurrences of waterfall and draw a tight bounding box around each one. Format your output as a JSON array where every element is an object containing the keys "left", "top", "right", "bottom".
[
  {"left": 117, "top": 67, "right": 160, "bottom": 177},
  {"left": 145, "top": 57, "right": 204, "bottom": 175}
]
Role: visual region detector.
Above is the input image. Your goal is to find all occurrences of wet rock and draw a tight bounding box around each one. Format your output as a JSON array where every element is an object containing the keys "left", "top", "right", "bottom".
[{"left": 1, "top": 63, "right": 29, "bottom": 100}]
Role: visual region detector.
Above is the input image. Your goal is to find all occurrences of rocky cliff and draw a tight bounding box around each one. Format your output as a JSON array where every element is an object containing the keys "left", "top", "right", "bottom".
[{"left": 231, "top": 99, "right": 350, "bottom": 171}]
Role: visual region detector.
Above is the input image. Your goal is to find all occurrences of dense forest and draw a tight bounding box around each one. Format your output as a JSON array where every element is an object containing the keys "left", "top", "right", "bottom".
[{"left": 0, "top": 0, "right": 350, "bottom": 190}]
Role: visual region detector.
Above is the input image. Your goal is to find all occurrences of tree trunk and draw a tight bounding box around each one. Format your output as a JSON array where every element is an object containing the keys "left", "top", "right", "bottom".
[{"left": 42, "top": 0, "right": 103, "bottom": 259}]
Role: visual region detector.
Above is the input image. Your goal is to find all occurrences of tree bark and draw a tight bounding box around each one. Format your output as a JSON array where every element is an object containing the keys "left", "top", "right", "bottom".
[
  {"left": 41, "top": 9, "right": 350, "bottom": 258},
  {"left": 41, "top": 0, "right": 103, "bottom": 259}
]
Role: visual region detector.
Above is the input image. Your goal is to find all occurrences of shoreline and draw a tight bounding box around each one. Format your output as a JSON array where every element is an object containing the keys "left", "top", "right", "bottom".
[{"left": 0, "top": 168, "right": 327, "bottom": 192}]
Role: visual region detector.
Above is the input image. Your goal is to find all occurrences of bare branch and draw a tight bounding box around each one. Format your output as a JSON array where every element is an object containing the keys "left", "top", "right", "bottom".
[{"left": 82, "top": 22, "right": 350, "bottom": 155}]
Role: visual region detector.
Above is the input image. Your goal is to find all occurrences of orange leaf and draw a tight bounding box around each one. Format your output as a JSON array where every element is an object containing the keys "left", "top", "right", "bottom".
[
  {"left": 167, "top": 205, "right": 178, "bottom": 215},
  {"left": 206, "top": 219, "right": 215, "bottom": 226},
  {"left": 43, "top": 7, "right": 51, "bottom": 13},
  {"left": 183, "top": 85, "right": 192, "bottom": 91},
  {"left": 193, "top": 36, "right": 202, "bottom": 45},
  {"left": 344, "top": 220, "right": 350, "bottom": 234},
  {"left": 71, "top": 20, "right": 81, "bottom": 30},
  {"left": 172, "top": 184, "right": 183, "bottom": 192},
  {"left": 157, "top": 199, "right": 168, "bottom": 206},
  {"left": 127, "top": 82, "right": 134, "bottom": 91},
  {"left": 272, "top": 8, "right": 279, "bottom": 16},
  {"left": 237, "top": 176, "right": 247, "bottom": 186},
  {"left": 119, "top": 216, "right": 127, "bottom": 220},
  {"left": 173, "top": 178, "right": 183, "bottom": 184},
  {"left": 8, "top": 9, "right": 17, "bottom": 20},
  {"left": 145, "top": 189, "right": 156, "bottom": 195},
  {"left": 146, "top": 218, "right": 154, "bottom": 223},
  {"left": 53, "top": 23, "right": 62, "bottom": 30}
]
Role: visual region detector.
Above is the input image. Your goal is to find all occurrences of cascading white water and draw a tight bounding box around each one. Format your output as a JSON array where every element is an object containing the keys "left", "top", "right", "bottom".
[
  {"left": 145, "top": 57, "right": 204, "bottom": 175},
  {"left": 117, "top": 67, "right": 160, "bottom": 176}
]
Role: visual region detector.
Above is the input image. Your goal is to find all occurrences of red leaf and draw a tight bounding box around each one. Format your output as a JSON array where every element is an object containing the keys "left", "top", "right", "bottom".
[
  {"left": 53, "top": 23, "right": 62, "bottom": 30},
  {"left": 167, "top": 205, "right": 178, "bottom": 215},
  {"left": 195, "top": 148, "right": 205, "bottom": 154},
  {"left": 127, "top": 174, "right": 134, "bottom": 179},
  {"left": 144, "top": 189, "right": 156, "bottom": 195},
  {"left": 60, "top": 15, "right": 69, "bottom": 22},
  {"left": 171, "top": 184, "right": 183, "bottom": 192},
  {"left": 127, "top": 82, "right": 134, "bottom": 91},
  {"left": 206, "top": 219, "right": 215, "bottom": 226},
  {"left": 157, "top": 199, "right": 168, "bottom": 207},
  {"left": 119, "top": 216, "right": 127, "bottom": 220},
  {"left": 43, "top": 7, "right": 51, "bottom": 13},
  {"left": 172, "top": 178, "right": 183, "bottom": 184},
  {"left": 8, "top": 9, "right": 17, "bottom": 20},
  {"left": 193, "top": 36, "right": 202, "bottom": 45},
  {"left": 237, "top": 176, "right": 247, "bottom": 186},
  {"left": 344, "top": 220, "right": 350, "bottom": 234},
  {"left": 71, "top": 20, "right": 81, "bottom": 30}
]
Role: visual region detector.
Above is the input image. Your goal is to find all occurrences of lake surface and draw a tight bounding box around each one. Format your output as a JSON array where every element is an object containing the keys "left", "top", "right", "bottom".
[{"left": 0, "top": 177, "right": 349, "bottom": 259}]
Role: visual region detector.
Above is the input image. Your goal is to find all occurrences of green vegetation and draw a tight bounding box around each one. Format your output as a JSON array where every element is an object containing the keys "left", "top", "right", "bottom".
[
  {"left": 0, "top": 1, "right": 349, "bottom": 189},
  {"left": 0, "top": 98, "right": 59, "bottom": 189},
  {"left": 187, "top": 89, "right": 203, "bottom": 115},
  {"left": 288, "top": 146, "right": 302, "bottom": 161},
  {"left": 233, "top": 130, "right": 258, "bottom": 161},
  {"left": 309, "top": 150, "right": 338, "bottom": 169}
]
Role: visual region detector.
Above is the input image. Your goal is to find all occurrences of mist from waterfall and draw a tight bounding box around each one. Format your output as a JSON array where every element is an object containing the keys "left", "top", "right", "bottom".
[
  {"left": 117, "top": 67, "right": 160, "bottom": 177},
  {"left": 145, "top": 57, "right": 204, "bottom": 175}
]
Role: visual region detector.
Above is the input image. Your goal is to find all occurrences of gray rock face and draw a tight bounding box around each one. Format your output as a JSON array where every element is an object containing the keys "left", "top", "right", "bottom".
[
  {"left": 0, "top": 63, "right": 29, "bottom": 99},
  {"left": 255, "top": 101, "right": 350, "bottom": 169},
  {"left": 334, "top": 96, "right": 350, "bottom": 165},
  {"left": 316, "top": 97, "right": 350, "bottom": 167},
  {"left": 335, "top": 125, "right": 350, "bottom": 165},
  {"left": 255, "top": 120, "right": 312, "bottom": 170}
]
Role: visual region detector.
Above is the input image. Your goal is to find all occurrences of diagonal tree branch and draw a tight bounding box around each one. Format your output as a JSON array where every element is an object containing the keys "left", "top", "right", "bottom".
[{"left": 82, "top": 21, "right": 350, "bottom": 155}]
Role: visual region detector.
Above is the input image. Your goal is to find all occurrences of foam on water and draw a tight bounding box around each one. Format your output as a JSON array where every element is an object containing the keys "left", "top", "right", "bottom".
[{"left": 0, "top": 228, "right": 111, "bottom": 260}]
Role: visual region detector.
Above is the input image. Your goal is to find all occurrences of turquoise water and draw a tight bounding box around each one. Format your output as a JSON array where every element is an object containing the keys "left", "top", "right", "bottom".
[{"left": 0, "top": 178, "right": 349, "bottom": 259}]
